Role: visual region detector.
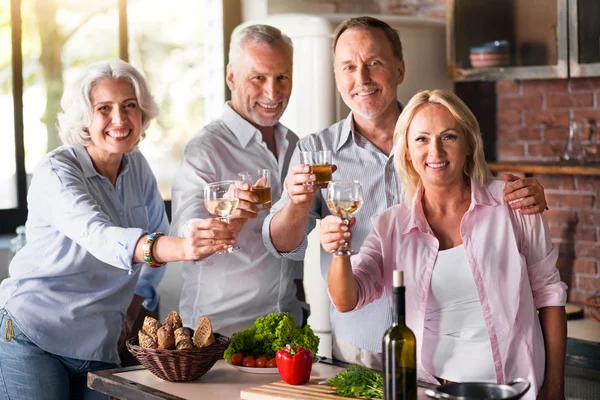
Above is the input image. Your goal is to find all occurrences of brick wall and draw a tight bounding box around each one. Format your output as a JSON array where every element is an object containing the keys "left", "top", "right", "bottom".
[
  {"left": 496, "top": 78, "right": 600, "bottom": 304},
  {"left": 266, "top": 0, "right": 446, "bottom": 19}
]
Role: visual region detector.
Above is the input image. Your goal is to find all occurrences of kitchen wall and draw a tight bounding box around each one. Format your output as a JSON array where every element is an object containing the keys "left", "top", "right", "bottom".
[
  {"left": 242, "top": 0, "right": 446, "bottom": 20},
  {"left": 495, "top": 78, "right": 600, "bottom": 304}
]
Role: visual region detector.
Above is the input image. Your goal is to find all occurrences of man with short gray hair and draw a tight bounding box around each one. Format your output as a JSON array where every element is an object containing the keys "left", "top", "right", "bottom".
[{"left": 170, "top": 24, "right": 306, "bottom": 336}]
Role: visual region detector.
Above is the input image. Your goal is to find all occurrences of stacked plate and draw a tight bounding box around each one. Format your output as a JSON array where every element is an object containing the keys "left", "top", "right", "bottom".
[{"left": 469, "top": 40, "right": 510, "bottom": 68}]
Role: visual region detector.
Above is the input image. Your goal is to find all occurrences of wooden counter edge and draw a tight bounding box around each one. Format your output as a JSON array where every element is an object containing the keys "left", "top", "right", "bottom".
[
  {"left": 88, "top": 365, "right": 186, "bottom": 400},
  {"left": 488, "top": 163, "right": 600, "bottom": 176}
]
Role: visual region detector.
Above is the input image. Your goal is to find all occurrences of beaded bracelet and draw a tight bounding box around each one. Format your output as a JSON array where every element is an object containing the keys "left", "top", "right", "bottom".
[{"left": 142, "top": 232, "right": 166, "bottom": 268}]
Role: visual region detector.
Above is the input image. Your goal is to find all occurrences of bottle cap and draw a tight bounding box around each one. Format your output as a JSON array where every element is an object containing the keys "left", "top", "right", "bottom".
[{"left": 393, "top": 270, "right": 403, "bottom": 288}]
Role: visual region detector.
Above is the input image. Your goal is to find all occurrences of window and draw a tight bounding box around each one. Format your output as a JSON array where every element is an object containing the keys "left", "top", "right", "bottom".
[{"left": 1, "top": 0, "right": 230, "bottom": 234}]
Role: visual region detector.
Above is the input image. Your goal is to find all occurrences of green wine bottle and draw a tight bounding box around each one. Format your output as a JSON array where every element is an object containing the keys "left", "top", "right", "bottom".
[{"left": 383, "top": 270, "right": 417, "bottom": 399}]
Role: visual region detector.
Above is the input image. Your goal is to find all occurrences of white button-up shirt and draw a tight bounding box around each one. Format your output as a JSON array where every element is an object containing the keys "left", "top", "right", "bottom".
[{"left": 170, "top": 103, "right": 303, "bottom": 337}]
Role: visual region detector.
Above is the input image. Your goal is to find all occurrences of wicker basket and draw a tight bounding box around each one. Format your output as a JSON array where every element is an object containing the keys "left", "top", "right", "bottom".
[
  {"left": 126, "top": 332, "right": 230, "bottom": 381},
  {"left": 584, "top": 295, "right": 600, "bottom": 322}
]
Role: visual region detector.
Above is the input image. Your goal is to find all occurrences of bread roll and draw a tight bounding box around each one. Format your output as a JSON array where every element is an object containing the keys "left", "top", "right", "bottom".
[
  {"left": 174, "top": 327, "right": 193, "bottom": 350},
  {"left": 142, "top": 316, "right": 161, "bottom": 340},
  {"left": 164, "top": 310, "right": 183, "bottom": 330},
  {"left": 138, "top": 330, "right": 158, "bottom": 349},
  {"left": 157, "top": 324, "right": 175, "bottom": 350},
  {"left": 193, "top": 316, "right": 215, "bottom": 348}
]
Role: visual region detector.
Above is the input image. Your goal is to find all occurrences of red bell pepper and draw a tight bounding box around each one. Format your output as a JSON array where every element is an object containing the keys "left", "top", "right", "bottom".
[{"left": 276, "top": 344, "right": 313, "bottom": 385}]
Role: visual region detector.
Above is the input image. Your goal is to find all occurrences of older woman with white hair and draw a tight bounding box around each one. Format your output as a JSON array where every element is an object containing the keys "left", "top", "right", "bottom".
[
  {"left": 0, "top": 60, "right": 250, "bottom": 400},
  {"left": 321, "top": 89, "right": 567, "bottom": 400}
]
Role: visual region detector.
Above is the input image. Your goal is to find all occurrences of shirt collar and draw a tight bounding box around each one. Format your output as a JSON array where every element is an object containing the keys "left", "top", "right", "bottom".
[
  {"left": 335, "top": 101, "right": 404, "bottom": 153},
  {"left": 335, "top": 112, "right": 354, "bottom": 152},
  {"left": 401, "top": 179, "right": 501, "bottom": 235},
  {"left": 222, "top": 102, "right": 289, "bottom": 148},
  {"left": 73, "top": 145, "right": 97, "bottom": 178},
  {"left": 72, "top": 144, "right": 131, "bottom": 179}
]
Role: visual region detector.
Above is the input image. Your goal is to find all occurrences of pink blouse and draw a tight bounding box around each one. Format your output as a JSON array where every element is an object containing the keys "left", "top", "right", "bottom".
[{"left": 349, "top": 179, "right": 567, "bottom": 399}]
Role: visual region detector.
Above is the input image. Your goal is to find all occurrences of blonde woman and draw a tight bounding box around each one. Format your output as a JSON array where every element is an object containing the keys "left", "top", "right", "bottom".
[{"left": 321, "top": 90, "right": 567, "bottom": 400}]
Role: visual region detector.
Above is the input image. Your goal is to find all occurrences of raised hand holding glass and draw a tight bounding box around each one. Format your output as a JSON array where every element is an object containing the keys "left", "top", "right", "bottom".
[
  {"left": 203, "top": 180, "right": 240, "bottom": 254},
  {"left": 326, "top": 180, "right": 363, "bottom": 256}
]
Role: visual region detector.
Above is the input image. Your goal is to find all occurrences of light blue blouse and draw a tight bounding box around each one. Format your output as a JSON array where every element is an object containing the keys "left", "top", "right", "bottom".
[{"left": 0, "top": 145, "right": 168, "bottom": 363}]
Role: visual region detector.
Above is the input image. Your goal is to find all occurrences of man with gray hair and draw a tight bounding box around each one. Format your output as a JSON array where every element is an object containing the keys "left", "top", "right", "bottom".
[{"left": 170, "top": 24, "right": 306, "bottom": 336}]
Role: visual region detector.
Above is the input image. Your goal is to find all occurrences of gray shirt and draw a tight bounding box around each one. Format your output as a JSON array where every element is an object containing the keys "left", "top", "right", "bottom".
[
  {"left": 263, "top": 112, "right": 401, "bottom": 353},
  {"left": 170, "top": 103, "right": 303, "bottom": 337}
]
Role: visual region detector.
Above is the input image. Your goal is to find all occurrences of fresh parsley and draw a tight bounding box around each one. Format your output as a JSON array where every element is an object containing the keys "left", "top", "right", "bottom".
[{"left": 327, "top": 364, "right": 384, "bottom": 399}]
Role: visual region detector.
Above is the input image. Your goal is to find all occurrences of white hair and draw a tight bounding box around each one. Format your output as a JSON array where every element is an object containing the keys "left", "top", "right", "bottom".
[
  {"left": 57, "top": 59, "right": 159, "bottom": 147},
  {"left": 228, "top": 24, "right": 293, "bottom": 68}
]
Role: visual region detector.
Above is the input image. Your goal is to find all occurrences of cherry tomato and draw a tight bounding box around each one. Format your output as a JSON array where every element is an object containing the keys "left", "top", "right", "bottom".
[
  {"left": 230, "top": 353, "right": 244, "bottom": 366},
  {"left": 266, "top": 358, "right": 277, "bottom": 368},
  {"left": 255, "top": 356, "right": 268, "bottom": 368},
  {"left": 242, "top": 355, "right": 256, "bottom": 368}
]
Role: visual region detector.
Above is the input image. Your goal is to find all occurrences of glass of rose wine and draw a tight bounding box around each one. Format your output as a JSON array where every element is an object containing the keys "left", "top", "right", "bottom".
[
  {"left": 326, "top": 180, "right": 363, "bottom": 256},
  {"left": 203, "top": 180, "right": 240, "bottom": 254}
]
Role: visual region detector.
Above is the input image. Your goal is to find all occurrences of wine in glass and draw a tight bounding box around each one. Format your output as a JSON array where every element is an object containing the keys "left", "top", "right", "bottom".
[
  {"left": 300, "top": 150, "right": 333, "bottom": 189},
  {"left": 203, "top": 180, "right": 240, "bottom": 254},
  {"left": 238, "top": 169, "right": 272, "bottom": 209},
  {"left": 326, "top": 180, "right": 364, "bottom": 256}
]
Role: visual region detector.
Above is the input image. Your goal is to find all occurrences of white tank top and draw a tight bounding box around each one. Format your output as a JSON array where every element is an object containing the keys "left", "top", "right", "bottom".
[{"left": 422, "top": 245, "right": 496, "bottom": 382}]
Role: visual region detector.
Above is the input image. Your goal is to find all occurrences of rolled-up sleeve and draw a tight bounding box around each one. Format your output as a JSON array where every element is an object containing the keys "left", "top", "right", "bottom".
[
  {"left": 262, "top": 146, "right": 319, "bottom": 261},
  {"left": 517, "top": 213, "right": 567, "bottom": 309},
  {"left": 528, "top": 245, "right": 567, "bottom": 308}
]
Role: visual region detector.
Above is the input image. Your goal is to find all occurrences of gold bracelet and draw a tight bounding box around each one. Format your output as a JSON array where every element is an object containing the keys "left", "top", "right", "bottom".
[{"left": 142, "top": 232, "right": 166, "bottom": 268}]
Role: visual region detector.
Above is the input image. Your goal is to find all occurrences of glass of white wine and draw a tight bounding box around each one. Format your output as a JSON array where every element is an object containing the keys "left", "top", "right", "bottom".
[
  {"left": 326, "top": 180, "right": 363, "bottom": 256},
  {"left": 203, "top": 180, "right": 240, "bottom": 254}
]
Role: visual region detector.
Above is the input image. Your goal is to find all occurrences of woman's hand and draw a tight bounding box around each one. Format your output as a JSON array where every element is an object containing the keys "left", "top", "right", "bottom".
[
  {"left": 320, "top": 215, "right": 355, "bottom": 253},
  {"left": 185, "top": 218, "right": 237, "bottom": 260},
  {"left": 229, "top": 181, "right": 259, "bottom": 234}
]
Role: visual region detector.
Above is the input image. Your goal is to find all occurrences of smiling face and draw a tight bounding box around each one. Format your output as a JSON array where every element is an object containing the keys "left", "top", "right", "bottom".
[
  {"left": 227, "top": 40, "right": 293, "bottom": 128},
  {"left": 86, "top": 77, "right": 142, "bottom": 164},
  {"left": 406, "top": 103, "right": 471, "bottom": 190},
  {"left": 334, "top": 27, "right": 404, "bottom": 122}
]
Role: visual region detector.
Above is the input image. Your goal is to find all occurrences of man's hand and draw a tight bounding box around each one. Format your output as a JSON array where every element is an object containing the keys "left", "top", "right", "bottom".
[
  {"left": 320, "top": 215, "right": 355, "bottom": 253},
  {"left": 285, "top": 164, "right": 318, "bottom": 209},
  {"left": 229, "top": 181, "right": 259, "bottom": 233},
  {"left": 502, "top": 173, "right": 548, "bottom": 215},
  {"left": 185, "top": 219, "right": 237, "bottom": 260}
]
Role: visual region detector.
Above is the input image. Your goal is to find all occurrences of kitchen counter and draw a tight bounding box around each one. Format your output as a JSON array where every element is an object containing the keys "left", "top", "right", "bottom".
[{"left": 88, "top": 359, "right": 431, "bottom": 400}]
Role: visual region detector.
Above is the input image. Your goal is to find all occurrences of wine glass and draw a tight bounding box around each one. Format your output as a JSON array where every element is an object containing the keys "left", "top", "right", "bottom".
[
  {"left": 238, "top": 169, "right": 272, "bottom": 209},
  {"left": 326, "top": 181, "right": 364, "bottom": 256},
  {"left": 203, "top": 180, "right": 240, "bottom": 254},
  {"left": 300, "top": 150, "right": 333, "bottom": 188}
]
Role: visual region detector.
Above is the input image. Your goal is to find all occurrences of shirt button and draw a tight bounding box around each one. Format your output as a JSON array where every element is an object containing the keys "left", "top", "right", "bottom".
[
  {"left": 117, "top": 186, "right": 121, "bottom": 190},
  {"left": 119, "top": 211, "right": 124, "bottom": 216}
]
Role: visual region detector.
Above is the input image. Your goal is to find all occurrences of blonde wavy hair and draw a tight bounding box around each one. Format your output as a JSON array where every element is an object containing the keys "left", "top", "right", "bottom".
[{"left": 393, "top": 89, "right": 490, "bottom": 207}]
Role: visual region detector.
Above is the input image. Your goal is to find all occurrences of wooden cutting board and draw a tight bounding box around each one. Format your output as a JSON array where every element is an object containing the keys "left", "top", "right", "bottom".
[{"left": 240, "top": 377, "right": 361, "bottom": 400}]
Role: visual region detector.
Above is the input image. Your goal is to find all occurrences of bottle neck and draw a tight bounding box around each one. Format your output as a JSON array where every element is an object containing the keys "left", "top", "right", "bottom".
[{"left": 392, "top": 286, "right": 406, "bottom": 325}]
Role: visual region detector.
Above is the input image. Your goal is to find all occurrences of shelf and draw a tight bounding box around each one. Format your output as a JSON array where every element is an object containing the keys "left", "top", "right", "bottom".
[{"left": 488, "top": 162, "right": 600, "bottom": 176}]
